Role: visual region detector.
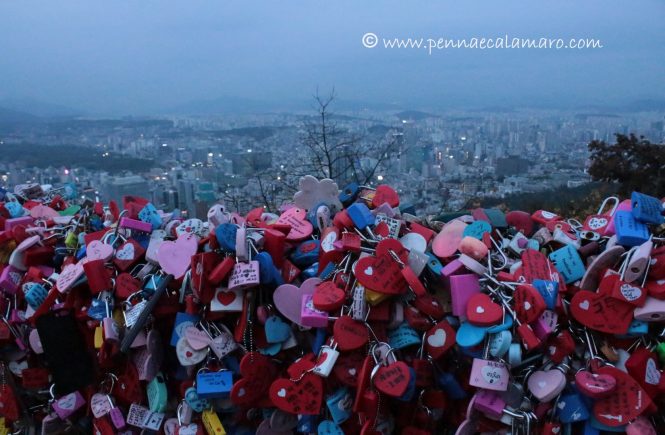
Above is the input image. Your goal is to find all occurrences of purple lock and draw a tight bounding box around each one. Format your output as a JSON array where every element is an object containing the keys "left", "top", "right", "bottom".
[
  {"left": 119, "top": 217, "right": 153, "bottom": 233},
  {"left": 301, "top": 294, "right": 329, "bottom": 327},
  {"left": 441, "top": 259, "right": 467, "bottom": 278},
  {"left": 52, "top": 391, "right": 86, "bottom": 419},
  {"left": 533, "top": 310, "right": 558, "bottom": 340},
  {"left": 4, "top": 216, "right": 34, "bottom": 232},
  {"left": 0, "top": 265, "right": 23, "bottom": 294},
  {"left": 473, "top": 389, "right": 506, "bottom": 419},
  {"left": 450, "top": 274, "right": 481, "bottom": 317}
]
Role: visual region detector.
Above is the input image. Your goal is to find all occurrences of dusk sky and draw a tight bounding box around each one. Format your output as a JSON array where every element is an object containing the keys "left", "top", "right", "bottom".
[{"left": 1, "top": 0, "right": 664, "bottom": 115}]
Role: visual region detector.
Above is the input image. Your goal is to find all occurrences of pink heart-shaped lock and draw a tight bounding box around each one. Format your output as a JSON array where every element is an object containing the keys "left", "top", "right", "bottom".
[
  {"left": 432, "top": 220, "right": 467, "bottom": 259},
  {"left": 157, "top": 235, "right": 198, "bottom": 279},
  {"left": 86, "top": 240, "right": 114, "bottom": 262},
  {"left": 527, "top": 369, "right": 566, "bottom": 402},
  {"left": 273, "top": 278, "right": 321, "bottom": 325},
  {"left": 56, "top": 262, "right": 85, "bottom": 292},
  {"left": 275, "top": 207, "right": 313, "bottom": 241}
]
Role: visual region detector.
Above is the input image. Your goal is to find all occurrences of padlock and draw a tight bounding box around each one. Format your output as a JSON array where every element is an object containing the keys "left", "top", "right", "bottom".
[
  {"left": 196, "top": 370, "right": 233, "bottom": 399},
  {"left": 52, "top": 390, "right": 86, "bottom": 420},
  {"left": 227, "top": 260, "right": 260, "bottom": 290},
  {"left": 614, "top": 210, "right": 650, "bottom": 247},
  {"left": 312, "top": 342, "right": 340, "bottom": 377},
  {"left": 631, "top": 191, "right": 664, "bottom": 224},
  {"left": 301, "top": 294, "right": 329, "bottom": 327}
]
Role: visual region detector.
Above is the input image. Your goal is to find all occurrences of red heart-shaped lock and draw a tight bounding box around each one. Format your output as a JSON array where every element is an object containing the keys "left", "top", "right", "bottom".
[
  {"left": 287, "top": 353, "right": 317, "bottom": 379},
  {"left": 354, "top": 255, "right": 406, "bottom": 295},
  {"left": 333, "top": 315, "right": 368, "bottom": 351},
  {"left": 514, "top": 284, "right": 546, "bottom": 324},
  {"left": 230, "top": 352, "right": 277, "bottom": 407},
  {"left": 404, "top": 305, "right": 432, "bottom": 331},
  {"left": 375, "top": 238, "right": 409, "bottom": 263},
  {"left": 425, "top": 320, "right": 456, "bottom": 359},
  {"left": 466, "top": 293, "right": 502, "bottom": 326},
  {"left": 625, "top": 347, "right": 661, "bottom": 398},
  {"left": 313, "top": 281, "right": 346, "bottom": 312},
  {"left": 593, "top": 365, "right": 653, "bottom": 427},
  {"left": 333, "top": 352, "right": 364, "bottom": 388},
  {"left": 570, "top": 290, "right": 633, "bottom": 334},
  {"left": 269, "top": 373, "right": 323, "bottom": 415},
  {"left": 373, "top": 361, "right": 411, "bottom": 397},
  {"left": 372, "top": 185, "right": 399, "bottom": 208},
  {"left": 413, "top": 294, "right": 444, "bottom": 319},
  {"left": 114, "top": 273, "right": 142, "bottom": 299},
  {"left": 575, "top": 370, "right": 617, "bottom": 399},
  {"left": 546, "top": 330, "right": 576, "bottom": 364},
  {"left": 519, "top": 249, "right": 565, "bottom": 289},
  {"left": 113, "top": 362, "right": 142, "bottom": 406},
  {"left": 610, "top": 280, "right": 647, "bottom": 307}
]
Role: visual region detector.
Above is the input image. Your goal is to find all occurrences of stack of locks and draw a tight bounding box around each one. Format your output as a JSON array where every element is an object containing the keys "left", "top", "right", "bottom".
[{"left": 0, "top": 176, "right": 664, "bottom": 434}]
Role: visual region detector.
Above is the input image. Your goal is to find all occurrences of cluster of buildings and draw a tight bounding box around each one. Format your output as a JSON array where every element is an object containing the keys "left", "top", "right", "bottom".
[{"left": 0, "top": 109, "right": 663, "bottom": 216}]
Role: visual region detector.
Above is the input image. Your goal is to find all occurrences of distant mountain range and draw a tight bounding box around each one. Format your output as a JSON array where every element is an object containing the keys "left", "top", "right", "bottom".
[{"left": 0, "top": 96, "right": 663, "bottom": 122}]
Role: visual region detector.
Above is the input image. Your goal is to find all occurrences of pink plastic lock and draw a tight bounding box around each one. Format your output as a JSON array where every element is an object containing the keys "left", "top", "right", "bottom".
[
  {"left": 533, "top": 310, "right": 558, "bottom": 340},
  {"left": 450, "top": 274, "right": 481, "bottom": 317},
  {"left": 119, "top": 217, "right": 152, "bottom": 233},
  {"left": 469, "top": 359, "right": 509, "bottom": 392},
  {"left": 605, "top": 199, "right": 632, "bottom": 236},
  {"left": 472, "top": 389, "right": 506, "bottom": 419},
  {"left": 4, "top": 216, "right": 34, "bottom": 232},
  {"left": 0, "top": 265, "right": 23, "bottom": 294},
  {"left": 52, "top": 391, "right": 86, "bottom": 419},
  {"left": 301, "top": 294, "right": 329, "bottom": 327}
]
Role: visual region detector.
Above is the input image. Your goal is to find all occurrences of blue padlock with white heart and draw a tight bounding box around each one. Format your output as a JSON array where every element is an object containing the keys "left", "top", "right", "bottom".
[
  {"left": 533, "top": 279, "right": 558, "bottom": 310},
  {"left": 325, "top": 387, "right": 353, "bottom": 425},
  {"left": 184, "top": 386, "right": 209, "bottom": 412},
  {"left": 291, "top": 239, "right": 320, "bottom": 267},
  {"left": 388, "top": 323, "right": 421, "bottom": 349},
  {"left": 556, "top": 391, "right": 589, "bottom": 424}
]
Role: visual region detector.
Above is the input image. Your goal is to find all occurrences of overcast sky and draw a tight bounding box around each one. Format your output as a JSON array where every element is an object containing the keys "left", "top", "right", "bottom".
[{"left": 1, "top": 0, "right": 663, "bottom": 115}]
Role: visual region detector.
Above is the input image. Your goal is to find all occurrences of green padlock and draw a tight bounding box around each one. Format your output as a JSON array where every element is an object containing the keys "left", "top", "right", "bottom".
[
  {"left": 59, "top": 205, "right": 81, "bottom": 216},
  {"left": 64, "top": 231, "right": 78, "bottom": 249},
  {"left": 147, "top": 373, "right": 167, "bottom": 412},
  {"left": 655, "top": 342, "right": 665, "bottom": 364}
]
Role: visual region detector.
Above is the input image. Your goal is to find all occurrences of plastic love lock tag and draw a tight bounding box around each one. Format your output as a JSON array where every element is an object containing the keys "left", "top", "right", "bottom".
[
  {"left": 372, "top": 360, "right": 412, "bottom": 397},
  {"left": 575, "top": 370, "right": 617, "bottom": 399},
  {"left": 527, "top": 369, "right": 566, "bottom": 402},
  {"left": 265, "top": 315, "right": 291, "bottom": 343},
  {"left": 157, "top": 234, "right": 198, "bottom": 279},
  {"left": 273, "top": 277, "right": 321, "bottom": 325},
  {"left": 300, "top": 294, "right": 328, "bottom": 328},
  {"left": 175, "top": 218, "right": 203, "bottom": 237},
  {"left": 333, "top": 315, "right": 368, "bottom": 351},
  {"left": 465, "top": 293, "right": 502, "bottom": 326},
  {"left": 90, "top": 393, "right": 113, "bottom": 418},
  {"left": 312, "top": 344, "right": 340, "bottom": 377},
  {"left": 183, "top": 326, "right": 211, "bottom": 350},
  {"left": 469, "top": 359, "right": 509, "bottom": 392},
  {"left": 593, "top": 365, "right": 653, "bottom": 427},
  {"left": 210, "top": 287, "right": 243, "bottom": 312},
  {"left": 86, "top": 240, "right": 114, "bottom": 261},
  {"left": 514, "top": 284, "right": 546, "bottom": 323},
  {"left": 230, "top": 352, "right": 278, "bottom": 407},
  {"left": 455, "top": 322, "right": 487, "bottom": 348},
  {"left": 462, "top": 220, "right": 491, "bottom": 240},
  {"left": 269, "top": 372, "right": 323, "bottom": 415},
  {"left": 570, "top": 290, "right": 634, "bottom": 334},
  {"left": 175, "top": 336, "right": 207, "bottom": 366},
  {"left": 184, "top": 387, "right": 209, "bottom": 413},
  {"left": 53, "top": 391, "right": 86, "bottom": 419},
  {"left": 275, "top": 207, "right": 313, "bottom": 241},
  {"left": 431, "top": 219, "right": 467, "bottom": 259},
  {"left": 488, "top": 330, "right": 512, "bottom": 358},
  {"left": 354, "top": 255, "right": 406, "bottom": 295},
  {"left": 227, "top": 260, "right": 260, "bottom": 290},
  {"left": 312, "top": 281, "right": 345, "bottom": 312},
  {"left": 196, "top": 370, "right": 233, "bottom": 399},
  {"left": 56, "top": 262, "right": 84, "bottom": 292}
]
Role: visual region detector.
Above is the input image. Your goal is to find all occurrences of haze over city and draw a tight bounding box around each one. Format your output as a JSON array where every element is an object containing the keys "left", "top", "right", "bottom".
[{"left": 1, "top": 0, "right": 664, "bottom": 116}]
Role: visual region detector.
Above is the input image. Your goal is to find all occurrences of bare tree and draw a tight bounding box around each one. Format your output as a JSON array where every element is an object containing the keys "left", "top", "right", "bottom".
[{"left": 297, "top": 88, "right": 400, "bottom": 187}]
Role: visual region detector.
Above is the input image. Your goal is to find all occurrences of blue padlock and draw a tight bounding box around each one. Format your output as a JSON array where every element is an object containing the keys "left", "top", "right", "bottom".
[
  {"left": 617, "top": 319, "right": 648, "bottom": 338},
  {"left": 215, "top": 223, "right": 238, "bottom": 252},
  {"left": 614, "top": 210, "right": 650, "bottom": 247},
  {"left": 436, "top": 372, "right": 467, "bottom": 399},
  {"left": 144, "top": 274, "right": 167, "bottom": 296},
  {"left": 455, "top": 322, "right": 487, "bottom": 347},
  {"left": 482, "top": 208, "right": 508, "bottom": 228},
  {"left": 486, "top": 315, "right": 513, "bottom": 333},
  {"left": 588, "top": 415, "right": 625, "bottom": 432},
  {"left": 5, "top": 202, "right": 24, "bottom": 218},
  {"left": 426, "top": 253, "right": 444, "bottom": 276},
  {"left": 301, "top": 262, "right": 319, "bottom": 279},
  {"left": 388, "top": 323, "right": 421, "bottom": 349},
  {"left": 346, "top": 203, "right": 374, "bottom": 230},
  {"left": 339, "top": 182, "right": 359, "bottom": 206},
  {"left": 196, "top": 370, "right": 234, "bottom": 399},
  {"left": 318, "top": 261, "right": 336, "bottom": 280},
  {"left": 556, "top": 391, "right": 589, "bottom": 424},
  {"left": 582, "top": 421, "right": 600, "bottom": 435},
  {"left": 318, "top": 420, "right": 344, "bottom": 435},
  {"left": 312, "top": 328, "right": 327, "bottom": 355},
  {"left": 631, "top": 191, "right": 664, "bottom": 224},
  {"left": 532, "top": 279, "right": 558, "bottom": 310},
  {"left": 297, "top": 415, "right": 317, "bottom": 433},
  {"left": 463, "top": 220, "right": 491, "bottom": 240},
  {"left": 24, "top": 283, "right": 48, "bottom": 309},
  {"left": 397, "top": 367, "right": 417, "bottom": 401},
  {"left": 549, "top": 245, "right": 585, "bottom": 283},
  {"left": 291, "top": 240, "right": 320, "bottom": 267},
  {"left": 325, "top": 388, "right": 353, "bottom": 424},
  {"left": 138, "top": 203, "right": 162, "bottom": 230},
  {"left": 255, "top": 251, "right": 278, "bottom": 285},
  {"left": 259, "top": 342, "right": 282, "bottom": 356}
]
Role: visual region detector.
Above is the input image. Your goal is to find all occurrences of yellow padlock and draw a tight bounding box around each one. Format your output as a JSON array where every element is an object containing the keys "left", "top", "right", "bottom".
[
  {"left": 202, "top": 409, "right": 226, "bottom": 435},
  {"left": 365, "top": 288, "right": 389, "bottom": 306},
  {"left": 94, "top": 325, "right": 104, "bottom": 349}
]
